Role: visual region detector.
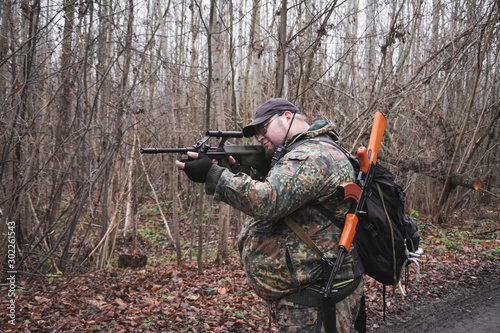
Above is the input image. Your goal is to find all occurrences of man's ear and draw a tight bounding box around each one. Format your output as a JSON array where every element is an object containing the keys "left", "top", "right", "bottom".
[{"left": 283, "top": 111, "right": 294, "bottom": 122}]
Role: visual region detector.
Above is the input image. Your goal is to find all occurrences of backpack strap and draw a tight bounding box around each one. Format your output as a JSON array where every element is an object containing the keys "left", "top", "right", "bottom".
[
  {"left": 376, "top": 182, "right": 398, "bottom": 286},
  {"left": 271, "top": 134, "right": 345, "bottom": 168},
  {"left": 313, "top": 204, "right": 345, "bottom": 231}
]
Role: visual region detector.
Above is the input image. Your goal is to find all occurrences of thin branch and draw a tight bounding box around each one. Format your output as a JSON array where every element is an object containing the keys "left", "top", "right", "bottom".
[{"left": 137, "top": 136, "right": 175, "bottom": 245}]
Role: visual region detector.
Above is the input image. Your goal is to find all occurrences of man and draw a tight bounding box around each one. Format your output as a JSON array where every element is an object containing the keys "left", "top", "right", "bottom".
[{"left": 176, "top": 98, "right": 364, "bottom": 332}]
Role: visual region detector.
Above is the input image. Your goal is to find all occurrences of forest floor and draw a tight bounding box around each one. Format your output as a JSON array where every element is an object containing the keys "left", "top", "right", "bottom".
[{"left": 2, "top": 202, "right": 499, "bottom": 332}]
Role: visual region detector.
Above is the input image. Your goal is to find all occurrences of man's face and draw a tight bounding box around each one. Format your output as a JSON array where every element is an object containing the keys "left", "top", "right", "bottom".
[{"left": 254, "top": 113, "right": 289, "bottom": 159}]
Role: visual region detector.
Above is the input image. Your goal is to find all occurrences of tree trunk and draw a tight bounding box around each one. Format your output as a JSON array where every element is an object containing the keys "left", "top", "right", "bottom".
[
  {"left": 0, "top": 0, "right": 11, "bottom": 104},
  {"left": 172, "top": 161, "right": 182, "bottom": 265},
  {"left": 118, "top": 253, "right": 147, "bottom": 268},
  {"left": 197, "top": 184, "right": 205, "bottom": 274},
  {"left": 275, "top": 0, "right": 288, "bottom": 97},
  {"left": 50, "top": 0, "right": 74, "bottom": 234},
  {"left": 243, "top": 0, "right": 261, "bottom": 133},
  {"left": 385, "top": 156, "right": 482, "bottom": 190},
  {"left": 216, "top": 205, "right": 230, "bottom": 264},
  {"left": 124, "top": 134, "right": 136, "bottom": 235}
]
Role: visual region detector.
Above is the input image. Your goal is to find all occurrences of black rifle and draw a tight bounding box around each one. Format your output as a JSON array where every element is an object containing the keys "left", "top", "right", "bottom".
[{"left": 140, "top": 131, "right": 269, "bottom": 180}]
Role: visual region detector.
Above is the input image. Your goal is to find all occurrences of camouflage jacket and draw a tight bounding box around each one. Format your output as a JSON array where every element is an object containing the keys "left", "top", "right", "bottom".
[{"left": 205, "top": 121, "right": 360, "bottom": 302}]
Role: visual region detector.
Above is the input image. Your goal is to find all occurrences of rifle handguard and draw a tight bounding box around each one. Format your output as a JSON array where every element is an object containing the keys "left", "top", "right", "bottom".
[{"left": 339, "top": 213, "right": 358, "bottom": 252}]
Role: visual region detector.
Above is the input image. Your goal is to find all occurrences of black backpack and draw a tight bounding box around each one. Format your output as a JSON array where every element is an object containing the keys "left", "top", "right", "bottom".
[{"left": 345, "top": 157, "right": 420, "bottom": 286}]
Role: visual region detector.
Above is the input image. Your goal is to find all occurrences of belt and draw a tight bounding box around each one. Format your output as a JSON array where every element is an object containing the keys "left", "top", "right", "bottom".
[{"left": 282, "top": 276, "right": 362, "bottom": 307}]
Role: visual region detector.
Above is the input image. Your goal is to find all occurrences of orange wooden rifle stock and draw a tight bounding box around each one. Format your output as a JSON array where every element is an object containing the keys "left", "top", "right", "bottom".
[{"left": 323, "top": 112, "right": 386, "bottom": 298}]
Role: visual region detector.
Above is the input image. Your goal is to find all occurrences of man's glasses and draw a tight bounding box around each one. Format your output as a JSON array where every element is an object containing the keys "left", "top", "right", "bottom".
[{"left": 255, "top": 114, "right": 281, "bottom": 137}]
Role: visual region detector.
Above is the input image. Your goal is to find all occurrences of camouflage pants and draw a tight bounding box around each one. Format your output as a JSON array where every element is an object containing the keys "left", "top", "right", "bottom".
[{"left": 275, "top": 279, "right": 364, "bottom": 333}]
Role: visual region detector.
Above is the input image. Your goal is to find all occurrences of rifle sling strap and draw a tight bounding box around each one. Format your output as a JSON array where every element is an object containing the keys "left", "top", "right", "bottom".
[{"left": 285, "top": 216, "right": 326, "bottom": 259}]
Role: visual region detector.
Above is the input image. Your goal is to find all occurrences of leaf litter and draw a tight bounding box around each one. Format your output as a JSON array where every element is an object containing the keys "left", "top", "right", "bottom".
[{"left": 4, "top": 205, "right": 499, "bottom": 332}]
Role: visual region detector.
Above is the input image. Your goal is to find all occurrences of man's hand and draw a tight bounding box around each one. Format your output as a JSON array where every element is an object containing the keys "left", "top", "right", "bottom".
[
  {"left": 227, "top": 156, "right": 241, "bottom": 173},
  {"left": 176, "top": 152, "right": 213, "bottom": 183}
]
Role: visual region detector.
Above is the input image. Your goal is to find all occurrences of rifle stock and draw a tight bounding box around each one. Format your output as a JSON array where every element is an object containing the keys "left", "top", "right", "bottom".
[{"left": 367, "top": 112, "right": 386, "bottom": 165}]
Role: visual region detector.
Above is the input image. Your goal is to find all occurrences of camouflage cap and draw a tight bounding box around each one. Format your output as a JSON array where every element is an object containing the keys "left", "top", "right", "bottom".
[{"left": 243, "top": 98, "right": 300, "bottom": 137}]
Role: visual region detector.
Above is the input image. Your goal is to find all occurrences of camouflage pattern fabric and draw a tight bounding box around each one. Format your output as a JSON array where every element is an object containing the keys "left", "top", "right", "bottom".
[
  {"left": 275, "top": 278, "right": 364, "bottom": 333},
  {"left": 207, "top": 120, "right": 361, "bottom": 305}
]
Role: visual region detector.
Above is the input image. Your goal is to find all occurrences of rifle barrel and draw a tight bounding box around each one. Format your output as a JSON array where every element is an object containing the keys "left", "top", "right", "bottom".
[{"left": 140, "top": 147, "right": 194, "bottom": 154}]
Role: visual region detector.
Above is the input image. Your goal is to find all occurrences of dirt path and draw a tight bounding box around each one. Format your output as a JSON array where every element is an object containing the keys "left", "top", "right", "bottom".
[{"left": 375, "top": 278, "right": 500, "bottom": 333}]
